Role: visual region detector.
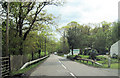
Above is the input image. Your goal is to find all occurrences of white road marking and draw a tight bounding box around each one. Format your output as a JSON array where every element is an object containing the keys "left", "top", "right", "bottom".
[
  {"left": 59, "top": 60, "right": 67, "bottom": 69},
  {"left": 70, "top": 72, "right": 76, "bottom": 78},
  {"left": 58, "top": 57, "right": 76, "bottom": 78},
  {"left": 58, "top": 60, "right": 62, "bottom": 64},
  {"left": 62, "top": 64, "right": 67, "bottom": 69}
]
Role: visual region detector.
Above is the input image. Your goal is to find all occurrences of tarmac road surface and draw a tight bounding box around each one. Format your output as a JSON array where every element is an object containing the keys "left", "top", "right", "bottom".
[{"left": 30, "top": 54, "right": 118, "bottom": 77}]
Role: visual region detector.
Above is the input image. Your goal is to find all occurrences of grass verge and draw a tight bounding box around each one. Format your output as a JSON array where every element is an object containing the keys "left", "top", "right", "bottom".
[{"left": 69, "top": 55, "right": 119, "bottom": 69}]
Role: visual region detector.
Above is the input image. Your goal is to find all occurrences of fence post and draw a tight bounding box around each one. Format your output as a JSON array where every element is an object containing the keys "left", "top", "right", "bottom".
[
  {"left": 92, "top": 61, "right": 93, "bottom": 65},
  {"left": 8, "top": 54, "right": 11, "bottom": 75}
]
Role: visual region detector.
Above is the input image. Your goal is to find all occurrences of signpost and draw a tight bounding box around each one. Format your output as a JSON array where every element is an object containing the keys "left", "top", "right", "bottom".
[{"left": 69, "top": 49, "right": 80, "bottom": 55}]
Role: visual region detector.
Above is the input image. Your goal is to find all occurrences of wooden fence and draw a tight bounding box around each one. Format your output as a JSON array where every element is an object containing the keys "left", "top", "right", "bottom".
[
  {"left": 0, "top": 55, "right": 11, "bottom": 78},
  {"left": 76, "top": 58, "right": 103, "bottom": 66},
  {"left": 10, "top": 55, "right": 29, "bottom": 71}
]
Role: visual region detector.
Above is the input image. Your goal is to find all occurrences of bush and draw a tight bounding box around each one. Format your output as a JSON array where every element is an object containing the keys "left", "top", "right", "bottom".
[
  {"left": 73, "top": 55, "right": 82, "bottom": 60},
  {"left": 112, "top": 53, "right": 118, "bottom": 59},
  {"left": 89, "top": 49, "right": 98, "bottom": 60},
  {"left": 67, "top": 55, "right": 82, "bottom": 61},
  {"left": 27, "top": 54, "right": 32, "bottom": 61},
  {"left": 34, "top": 53, "right": 39, "bottom": 59},
  {"left": 67, "top": 55, "right": 74, "bottom": 61}
]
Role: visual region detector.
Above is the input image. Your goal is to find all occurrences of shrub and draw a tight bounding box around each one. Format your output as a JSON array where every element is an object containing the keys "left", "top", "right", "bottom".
[
  {"left": 67, "top": 55, "right": 74, "bottom": 61},
  {"left": 89, "top": 49, "right": 98, "bottom": 60},
  {"left": 73, "top": 55, "right": 81, "bottom": 60},
  {"left": 112, "top": 53, "right": 118, "bottom": 59}
]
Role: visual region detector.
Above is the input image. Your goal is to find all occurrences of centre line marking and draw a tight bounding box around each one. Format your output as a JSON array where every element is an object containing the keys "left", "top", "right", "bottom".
[
  {"left": 58, "top": 59, "right": 76, "bottom": 78},
  {"left": 70, "top": 73, "right": 76, "bottom": 78},
  {"left": 58, "top": 60, "right": 62, "bottom": 64},
  {"left": 62, "top": 64, "right": 67, "bottom": 69},
  {"left": 59, "top": 60, "right": 67, "bottom": 69}
]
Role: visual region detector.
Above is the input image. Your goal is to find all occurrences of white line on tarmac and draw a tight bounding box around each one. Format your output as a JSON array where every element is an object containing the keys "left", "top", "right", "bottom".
[
  {"left": 70, "top": 72, "right": 77, "bottom": 78},
  {"left": 58, "top": 60, "right": 62, "bottom": 64},
  {"left": 62, "top": 64, "right": 67, "bottom": 69},
  {"left": 59, "top": 60, "right": 76, "bottom": 78},
  {"left": 59, "top": 60, "right": 67, "bottom": 69}
]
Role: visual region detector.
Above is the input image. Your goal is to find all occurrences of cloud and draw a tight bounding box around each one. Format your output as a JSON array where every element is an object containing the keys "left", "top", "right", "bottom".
[{"left": 44, "top": 0, "right": 119, "bottom": 39}]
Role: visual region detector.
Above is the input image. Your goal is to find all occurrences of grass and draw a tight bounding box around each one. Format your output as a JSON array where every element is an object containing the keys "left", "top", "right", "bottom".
[
  {"left": 60, "top": 55, "right": 64, "bottom": 57},
  {"left": 11, "top": 57, "right": 47, "bottom": 76},
  {"left": 79, "top": 55, "right": 89, "bottom": 59},
  {"left": 97, "top": 55, "right": 107, "bottom": 59},
  {"left": 103, "top": 63, "right": 119, "bottom": 69},
  {"left": 68, "top": 55, "right": 119, "bottom": 69}
]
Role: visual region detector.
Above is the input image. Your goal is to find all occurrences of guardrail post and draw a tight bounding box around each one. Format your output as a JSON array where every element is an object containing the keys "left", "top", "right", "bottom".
[{"left": 92, "top": 61, "right": 93, "bottom": 65}]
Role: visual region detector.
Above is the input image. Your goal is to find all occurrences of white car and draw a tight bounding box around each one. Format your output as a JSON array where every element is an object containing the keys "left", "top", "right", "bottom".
[{"left": 54, "top": 52, "right": 57, "bottom": 55}]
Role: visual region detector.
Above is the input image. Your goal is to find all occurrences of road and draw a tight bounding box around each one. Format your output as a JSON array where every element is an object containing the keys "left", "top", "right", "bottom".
[{"left": 30, "top": 54, "right": 118, "bottom": 77}]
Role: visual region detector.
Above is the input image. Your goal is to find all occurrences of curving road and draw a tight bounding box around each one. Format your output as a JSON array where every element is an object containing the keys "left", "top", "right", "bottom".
[{"left": 30, "top": 54, "right": 118, "bottom": 77}]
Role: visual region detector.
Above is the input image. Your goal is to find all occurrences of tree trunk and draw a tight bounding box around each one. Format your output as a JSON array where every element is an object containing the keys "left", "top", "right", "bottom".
[
  {"left": 19, "top": 41, "right": 23, "bottom": 55},
  {"left": 32, "top": 51, "right": 34, "bottom": 61},
  {"left": 72, "top": 46, "right": 74, "bottom": 55},
  {"left": 39, "top": 49, "right": 41, "bottom": 58},
  {"left": 80, "top": 49, "right": 82, "bottom": 55}
]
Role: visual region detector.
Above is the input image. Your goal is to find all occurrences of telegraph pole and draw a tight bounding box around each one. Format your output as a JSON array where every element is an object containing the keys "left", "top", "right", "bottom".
[{"left": 6, "top": 2, "right": 9, "bottom": 56}]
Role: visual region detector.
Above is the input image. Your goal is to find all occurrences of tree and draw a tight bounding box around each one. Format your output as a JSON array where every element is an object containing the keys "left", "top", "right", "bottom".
[
  {"left": 93, "top": 28, "right": 106, "bottom": 53},
  {"left": 66, "top": 21, "right": 79, "bottom": 55},
  {"left": 1, "top": 1, "right": 63, "bottom": 55},
  {"left": 112, "top": 22, "right": 120, "bottom": 42},
  {"left": 89, "top": 49, "right": 98, "bottom": 60}
]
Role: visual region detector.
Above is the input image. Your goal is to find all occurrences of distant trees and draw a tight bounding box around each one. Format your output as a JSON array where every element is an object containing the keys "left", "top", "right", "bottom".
[
  {"left": 66, "top": 21, "right": 91, "bottom": 55},
  {"left": 63, "top": 21, "right": 120, "bottom": 55}
]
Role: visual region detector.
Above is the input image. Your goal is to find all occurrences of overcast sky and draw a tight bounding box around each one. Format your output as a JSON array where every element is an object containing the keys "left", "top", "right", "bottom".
[
  {"left": 44, "top": 0, "right": 119, "bottom": 39},
  {"left": 45, "top": 0, "right": 119, "bottom": 27}
]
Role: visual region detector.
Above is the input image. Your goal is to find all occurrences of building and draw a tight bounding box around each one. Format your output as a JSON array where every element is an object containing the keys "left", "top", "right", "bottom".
[{"left": 110, "top": 40, "right": 120, "bottom": 57}]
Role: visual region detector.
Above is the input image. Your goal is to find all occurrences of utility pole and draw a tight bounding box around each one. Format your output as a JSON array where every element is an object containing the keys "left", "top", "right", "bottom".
[{"left": 6, "top": 2, "right": 9, "bottom": 56}]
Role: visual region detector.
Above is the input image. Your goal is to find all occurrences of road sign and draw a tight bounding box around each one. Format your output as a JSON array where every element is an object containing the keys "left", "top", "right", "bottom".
[{"left": 69, "top": 49, "right": 80, "bottom": 55}]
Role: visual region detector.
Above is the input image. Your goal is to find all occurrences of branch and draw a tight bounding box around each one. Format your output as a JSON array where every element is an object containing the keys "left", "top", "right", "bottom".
[
  {"left": 23, "top": 22, "right": 30, "bottom": 25},
  {"left": 22, "top": 2, "right": 35, "bottom": 20},
  {"left": 23, "top": 1, "right": 58, "bottom": 40},
  {"left": 23, "top": 3, "right": 46, "bottom": 40}
]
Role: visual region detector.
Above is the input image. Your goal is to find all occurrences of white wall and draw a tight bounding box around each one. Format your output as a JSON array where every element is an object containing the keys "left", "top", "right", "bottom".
[{"left": 110, "top": 40, "right": 120, "bottom": 57}]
